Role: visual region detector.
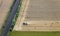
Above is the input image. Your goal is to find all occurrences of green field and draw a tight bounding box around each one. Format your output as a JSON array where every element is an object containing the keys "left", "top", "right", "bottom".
[{"left": 10, "top": 31, "right": 60, "bottom": 36}]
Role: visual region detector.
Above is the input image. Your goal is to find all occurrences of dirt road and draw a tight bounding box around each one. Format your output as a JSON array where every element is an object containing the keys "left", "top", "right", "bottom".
[{"left": 13, "top": 0, "right": 30, "bottom": 31}]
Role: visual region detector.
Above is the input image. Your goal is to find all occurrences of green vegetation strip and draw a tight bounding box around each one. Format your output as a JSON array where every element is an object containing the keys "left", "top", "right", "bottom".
[
  {"left": 10, "top": 0, "right": 23, "bottom": 31},
  {"left": 7, "top": 0, "right": 23, "bottom": 36},
  {"left": 10, "top": 31, "right": 60, "bottom": 36},
  {"left": 0, "top": 0, "right": 23, "bottom": 35}
]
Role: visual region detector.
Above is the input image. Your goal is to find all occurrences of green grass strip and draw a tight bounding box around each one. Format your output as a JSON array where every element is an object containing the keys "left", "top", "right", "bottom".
[{"left": 9, "top": 31, "right": 60, "bottom": 36}]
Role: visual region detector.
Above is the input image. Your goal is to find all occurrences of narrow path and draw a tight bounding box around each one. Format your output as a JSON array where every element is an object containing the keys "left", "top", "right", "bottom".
[{"left": 13, "top": 0, "right": 30, "bottom": 31}]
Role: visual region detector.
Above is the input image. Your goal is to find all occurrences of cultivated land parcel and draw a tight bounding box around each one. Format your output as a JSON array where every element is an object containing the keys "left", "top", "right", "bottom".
[
  {"left": 14, "top": 0, "right": 60, "bottom": 31},
  {"left": 0, "top": 0, "right": 14, "bottom": 29},
  {"left": 0, "top": 0, "right": 60, "bottom": 36}
]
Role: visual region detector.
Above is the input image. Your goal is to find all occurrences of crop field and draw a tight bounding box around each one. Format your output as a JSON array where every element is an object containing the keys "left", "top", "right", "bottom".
[
  {"left": 0, "top": 0, "right": 14, "bottom": 29},
  {"left": 13, "top": 0, "right": 60, "bottom": 31},
  {"left": 10, "top": 31, "right": 60, "bottom": 36}
]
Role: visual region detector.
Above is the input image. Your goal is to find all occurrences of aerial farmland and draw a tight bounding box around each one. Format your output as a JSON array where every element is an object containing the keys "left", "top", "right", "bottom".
[
  {"left": 0, "top": 0, "right": 60, "bottom": 36},
  {"left": 14, "top": 0, "right": 60, "bottom": 31}
]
